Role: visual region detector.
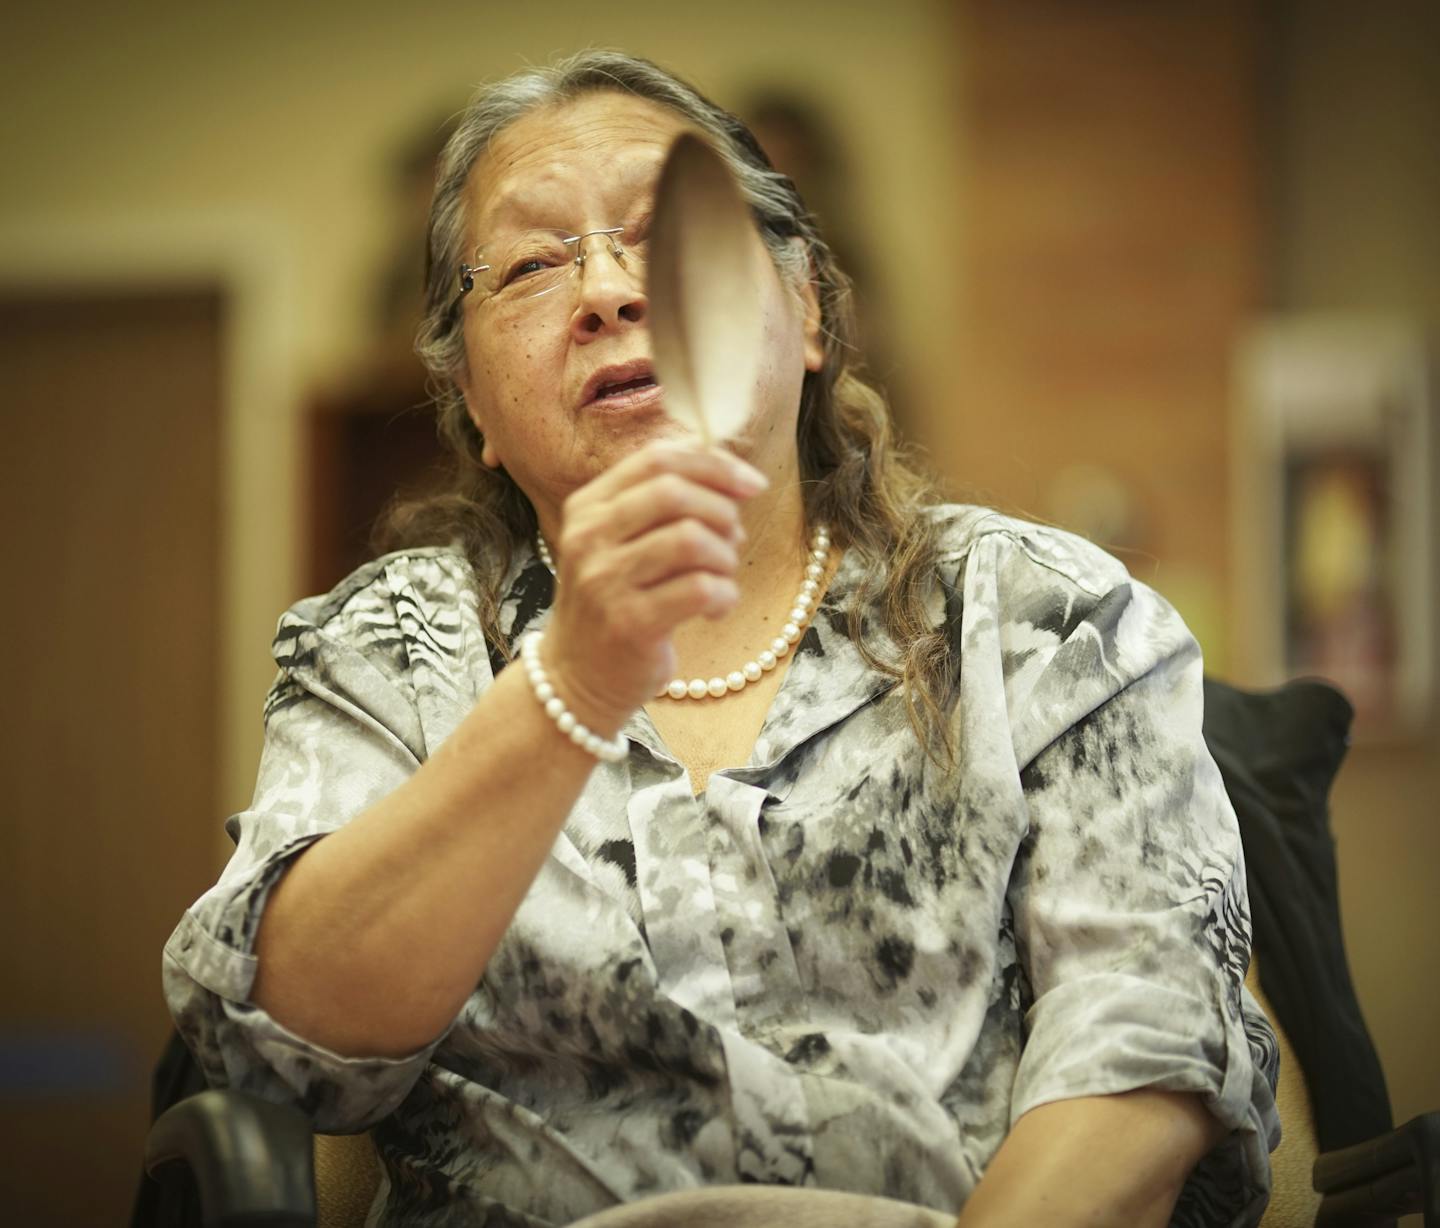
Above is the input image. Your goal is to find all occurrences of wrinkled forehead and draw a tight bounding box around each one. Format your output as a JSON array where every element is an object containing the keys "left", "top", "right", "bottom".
[{"left": 466, "top": 93, "right": 692, "bottom": 238}]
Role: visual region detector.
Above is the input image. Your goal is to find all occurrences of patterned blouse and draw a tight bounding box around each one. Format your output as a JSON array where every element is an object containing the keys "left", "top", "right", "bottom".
[{"left": 165, "top": 505, "right": 1280, "bottom": 1227}]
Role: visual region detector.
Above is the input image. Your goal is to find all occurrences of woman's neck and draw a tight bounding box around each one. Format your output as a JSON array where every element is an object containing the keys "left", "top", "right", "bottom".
[{"left": 666, "top": 476, "right": 815, "bottom": 678}]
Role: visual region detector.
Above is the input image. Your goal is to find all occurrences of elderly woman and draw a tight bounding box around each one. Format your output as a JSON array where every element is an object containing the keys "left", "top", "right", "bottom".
[{"left": 165, "top": 50, "right": 1278, "bottom": 1228}]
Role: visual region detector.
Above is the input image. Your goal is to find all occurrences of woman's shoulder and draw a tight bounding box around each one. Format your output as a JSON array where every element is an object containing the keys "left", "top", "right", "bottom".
[
  {"left": 264, "top": 546, "right": 494, "bottom": 723},
  {"left": 925, "top": 503, "right": 1132, "bottom": 601},
  {"left": 273, "top": 546, "right": 485, "bottom": 682},
  {"left": 925, "top": 505, "right": 1199, "bottom": 763},
  {"left": 284, "top": 546, "right": 478, "bottom": 635}
]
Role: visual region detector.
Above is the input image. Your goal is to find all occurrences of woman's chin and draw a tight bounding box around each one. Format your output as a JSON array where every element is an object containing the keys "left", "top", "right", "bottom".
[{"left": 583, "top": 402, "right": 691, "bottom": 454}]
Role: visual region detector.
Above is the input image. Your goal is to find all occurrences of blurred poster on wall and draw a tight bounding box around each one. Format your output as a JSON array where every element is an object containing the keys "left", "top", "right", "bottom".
[
  {"left": 1236, "top": 317, "right": 1433, "bottom": 736},
  {"left": 1283, "top": 447, "right": 1396, "bottom": 723}
]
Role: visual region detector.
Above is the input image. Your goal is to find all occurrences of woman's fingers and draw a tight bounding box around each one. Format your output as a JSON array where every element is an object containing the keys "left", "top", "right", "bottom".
[
  {"left": 577, "top": 440, "right": 767, "bottom": 506},
  {"left": 599, "top": 475, "right": 746, "bottom": 549},
  {"left": 557, "top": 442, "right": 762, "bottom": 566},
  {"left": 565, "top": 518, "right": 739, "bottom": 626},
  {"left": 615, "top": 517, "right": 740, "bottom": 589},
  {"left": 630, "top": 570, "right": 740, "bottom": 633}
]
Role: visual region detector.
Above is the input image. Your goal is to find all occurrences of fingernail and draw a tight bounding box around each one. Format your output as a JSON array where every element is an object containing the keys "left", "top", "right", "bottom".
[{"left": 733, "top": 460, "right": 769, "bottom": 493}]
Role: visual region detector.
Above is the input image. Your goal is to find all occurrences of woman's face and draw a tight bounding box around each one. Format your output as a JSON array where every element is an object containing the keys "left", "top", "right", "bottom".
[{"left": 456, "top": 91, "right": 823, "bottom": 528}]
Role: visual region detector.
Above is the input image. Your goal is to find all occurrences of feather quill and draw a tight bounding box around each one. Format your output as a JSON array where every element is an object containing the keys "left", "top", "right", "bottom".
[{"left": 647, "top": 133, "right": 766, "bottom": 444}]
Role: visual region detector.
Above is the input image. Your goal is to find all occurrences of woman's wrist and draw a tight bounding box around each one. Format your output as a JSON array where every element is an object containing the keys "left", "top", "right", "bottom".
[{"left": 519, "top": 631, "right": 629, "bottom": 762}]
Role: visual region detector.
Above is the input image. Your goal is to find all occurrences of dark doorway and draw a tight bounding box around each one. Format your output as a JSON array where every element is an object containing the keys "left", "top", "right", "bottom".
[{"left": 0, "top": 287, "right": 224, "bottom": 1224}]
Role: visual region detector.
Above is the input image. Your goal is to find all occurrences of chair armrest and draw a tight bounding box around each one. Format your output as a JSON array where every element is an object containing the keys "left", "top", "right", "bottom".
[
  {"left": 144, "top": 1088, "right": 318, "bottom": 1227},
  {"left": 1313, "top": 1111, "right": 1440, "bottom": 1227}
]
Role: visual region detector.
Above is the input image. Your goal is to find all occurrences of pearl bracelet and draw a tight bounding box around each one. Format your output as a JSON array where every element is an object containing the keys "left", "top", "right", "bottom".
[{"left": 520, "top": 631, "right": 628, "bottom": 763}]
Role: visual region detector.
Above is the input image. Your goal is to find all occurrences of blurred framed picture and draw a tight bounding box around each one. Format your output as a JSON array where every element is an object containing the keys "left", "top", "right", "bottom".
[{"left": 1235, "top": 317, "right": 1433, "bottom": 736}]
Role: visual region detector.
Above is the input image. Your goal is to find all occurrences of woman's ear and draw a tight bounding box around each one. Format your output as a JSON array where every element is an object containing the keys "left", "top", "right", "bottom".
[
  {"left": 790, "top": 238, "right": 825, "bottom": 372},
  {"left": 458, "top": 374, "right": 504, "bottom": 469},
  {"left": 800, "top": 279, "right": 824, "bottom": 373}
]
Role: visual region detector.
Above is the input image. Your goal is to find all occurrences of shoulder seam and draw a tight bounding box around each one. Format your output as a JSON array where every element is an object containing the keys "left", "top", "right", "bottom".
[
  {"left": 936, "top": 511, "right": 1119, "bottom": 602},
  {"left": 1006, "top": 533, "right": 1114, "bottom": 601}
]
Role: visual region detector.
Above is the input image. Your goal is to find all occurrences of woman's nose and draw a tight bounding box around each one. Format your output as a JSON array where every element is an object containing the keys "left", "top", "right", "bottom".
[{"left": 570, "top": 240, "right": 646, "bottom": 339}]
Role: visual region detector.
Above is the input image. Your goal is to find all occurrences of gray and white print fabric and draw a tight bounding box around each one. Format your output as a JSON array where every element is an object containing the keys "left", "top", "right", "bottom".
[{"left": 165, "top": 505, "right": 1280, "bottom": 1227}]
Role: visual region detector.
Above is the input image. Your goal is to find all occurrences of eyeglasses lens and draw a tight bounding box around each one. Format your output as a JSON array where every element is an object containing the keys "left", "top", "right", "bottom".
[{"left": 470, "top": 229, "right": 644, "bottom": 305}]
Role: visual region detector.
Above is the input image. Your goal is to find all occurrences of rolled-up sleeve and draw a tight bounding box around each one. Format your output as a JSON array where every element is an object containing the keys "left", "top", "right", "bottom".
[
  {"left": 163, "top": 599, "right": 439, "bottom": 1132},
  {"left": 999, "top": 542, "right": 1279, "bottom": 1221}
]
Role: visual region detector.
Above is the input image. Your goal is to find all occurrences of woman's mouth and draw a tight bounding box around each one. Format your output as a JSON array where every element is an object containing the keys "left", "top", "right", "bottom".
[{"left": 586, "top": 373, "right": 663, "bottom": 411}]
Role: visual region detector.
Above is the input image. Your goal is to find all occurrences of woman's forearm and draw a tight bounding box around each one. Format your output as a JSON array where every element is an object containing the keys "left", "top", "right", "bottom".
[
  {"left": 250, "top": 661, "right": 614, "bottom": 1059},
  {"left": 955, "top": 1089, "right": 1225, "bottom": 1228}
]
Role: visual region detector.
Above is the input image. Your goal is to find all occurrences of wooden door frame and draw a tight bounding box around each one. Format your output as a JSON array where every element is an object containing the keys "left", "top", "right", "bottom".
[{"left": 0, "top": 215, "right": 299, "bottom": 855}]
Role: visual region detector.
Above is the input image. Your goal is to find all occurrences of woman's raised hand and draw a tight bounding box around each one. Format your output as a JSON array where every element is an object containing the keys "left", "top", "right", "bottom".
[{"left": 538, "top": 442, "right": 768, "bottom": 732}]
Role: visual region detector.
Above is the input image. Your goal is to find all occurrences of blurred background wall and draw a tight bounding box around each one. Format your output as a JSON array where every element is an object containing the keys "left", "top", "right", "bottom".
[
  {"left": 0, "top": 0, "right": 1434, "bottom": 1222},
  {"left": 1260, "top": 0, "right": 1439, "bottom": 1185}
]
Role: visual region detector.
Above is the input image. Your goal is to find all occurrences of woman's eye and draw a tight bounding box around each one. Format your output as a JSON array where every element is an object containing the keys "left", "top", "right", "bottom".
[
  {"left": 503, "top": 259, "right": 550, "bottom": 285},
  {"left": 497, "top": 236, "right": 569, "bottom": 287}
]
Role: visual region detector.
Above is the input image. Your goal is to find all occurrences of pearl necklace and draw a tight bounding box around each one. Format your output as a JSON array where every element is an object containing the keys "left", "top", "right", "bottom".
[{"left": 534, "top": 524, "right": 832, "bottom": 700}]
